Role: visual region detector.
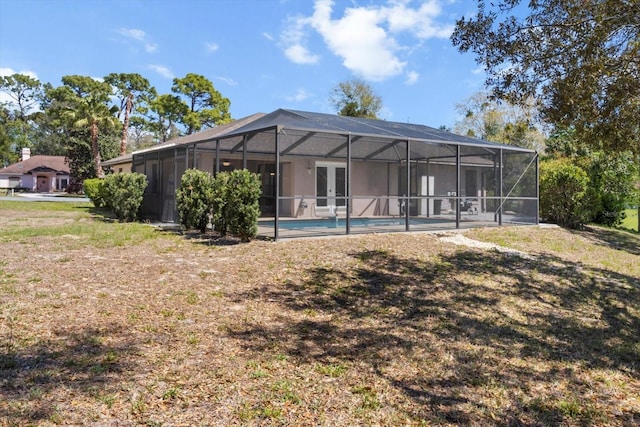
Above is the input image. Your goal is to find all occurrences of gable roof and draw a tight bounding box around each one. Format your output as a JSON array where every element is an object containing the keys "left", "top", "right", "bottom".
[{"left": 0, "top": 155, "right": 70, "bottom": 175}]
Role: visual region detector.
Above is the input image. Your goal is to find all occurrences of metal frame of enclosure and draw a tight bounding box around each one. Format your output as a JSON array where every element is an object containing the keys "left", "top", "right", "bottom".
[{"left": 132, "top": 109, "right": 538, "bottom": 240}]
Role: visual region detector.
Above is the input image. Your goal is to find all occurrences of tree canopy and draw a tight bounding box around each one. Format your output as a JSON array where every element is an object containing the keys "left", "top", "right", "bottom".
[
  {"left": 454, "top": 91, "right": 546, "bottom": 151},
  {"left": 104, "top": 73, "right": 155, "bottom": 155},
  {"left": 46, "top": 75, "right": 120, "bottom": 178},
  {"left": 329, "top": 77, "right": 382, "bottom": 119},
  {"left": 171, "top": 73, "right": 231, "bottom": 134},
  {"left": 451, "top": 0, "right": 639, "bottom": 154},
  {"left": 0, "top": 72, "right": 232, "bottom": 179}
]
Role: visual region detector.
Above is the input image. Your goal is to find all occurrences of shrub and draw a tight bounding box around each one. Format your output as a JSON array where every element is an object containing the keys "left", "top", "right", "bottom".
[
  {"left": 83, "top": 178, "right": 106, "bottom": 208},
  {"left": 539, "top": 158, "right": 589, "bottom": 229},
  {"left": 210, "top": 171, "right": 230, "bottom": 236},
  {"left": 102, "top": 172, "right": 148, "bottom": 222},
  {"left": 226, "top": 169, "right": 262, "bottom": 242},
  {"left": 176, "top": 169, "right": 215, "bottom": 233},
  {"left": 579, "top": 151, "right": 638, "bottom": 227},
  {"left": 173, "top": 169, "right": 262, "bottom": 241}
]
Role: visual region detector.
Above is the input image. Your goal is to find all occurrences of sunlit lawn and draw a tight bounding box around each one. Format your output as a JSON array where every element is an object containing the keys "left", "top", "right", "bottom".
[
  {"left": 1, "top": 200, "right": 638, "bottom": 426},
  {"left": 621, "top": 208, "right": 639, "bottom": 232}
]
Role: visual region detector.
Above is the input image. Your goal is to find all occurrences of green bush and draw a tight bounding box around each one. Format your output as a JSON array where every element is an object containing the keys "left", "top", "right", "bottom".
[
  {"left": 210, "top": 171, "right": 230, "bottom": 236},
  {"left": 83, "top": 178, "right": 106, "bottom": 208},
  {"left": 226, "top": 169, "right": 262, "bottom": 242},
  {"left": 176, "top": 169, "right": 215, "bottom": 233},
  {"left": 173, "top": 169, "right": 262, "bottom": 241},
  {"left": 102, "top": 172, "right": 148, "bottom": 222},
  {"left": 540, "top": 158, "right": 589, "bottom": 229},
  {"left": 579, "top": 151, "right": 638, "bottom": 227}
]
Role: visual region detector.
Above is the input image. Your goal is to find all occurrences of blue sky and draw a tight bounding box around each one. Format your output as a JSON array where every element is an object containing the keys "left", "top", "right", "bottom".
[{"left": 0, "top": 0, "right": 485, "bottom": 128}]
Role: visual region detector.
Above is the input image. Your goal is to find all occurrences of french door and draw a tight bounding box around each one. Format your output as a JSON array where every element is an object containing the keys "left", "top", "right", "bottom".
[{"left": 316, "top": 162, "right": 346, "bottom": 215}]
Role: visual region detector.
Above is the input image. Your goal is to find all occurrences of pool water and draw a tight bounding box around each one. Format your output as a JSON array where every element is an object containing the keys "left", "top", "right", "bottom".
[{"left": 260, "top": 217, "right": 428, "bottom": 229}]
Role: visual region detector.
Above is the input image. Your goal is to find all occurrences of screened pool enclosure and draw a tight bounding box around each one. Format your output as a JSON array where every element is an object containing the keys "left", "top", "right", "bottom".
[{"left": 132, "top": 109, "right": 538, "bottom": 239}]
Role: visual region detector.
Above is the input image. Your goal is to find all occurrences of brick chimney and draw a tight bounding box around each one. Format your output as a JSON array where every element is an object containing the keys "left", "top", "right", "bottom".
[{"left": 21, "top": 148, "right": 30, "bottom": 161}]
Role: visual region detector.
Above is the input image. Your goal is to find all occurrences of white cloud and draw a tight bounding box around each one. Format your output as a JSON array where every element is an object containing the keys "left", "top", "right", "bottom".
[
  {"left": 284, "top": 44, "right": 320, "bottom": 64},
  {"left": 279, "top": 0, "right": 452, "bottom": 81},
  {"left": 214, "top": 75, "right": 238, "bottom": 86},
  {"left": 205, "top": 42, "right": 219, "bottom": 53},
  {"left": 471, "top": 66, "right": 484, "bottom": 75},
  {"left": 148, "top": 64, "right": 174, "bottom": 79},
  {"left": 383, "top": 0, "right": 453, "bottom": 38},
  {"left": 280, "top": 15, "right": 320, "bottom": 64},
  {"left": 116, "top": 27, "right": 158, "bottom": 53},
  {"left": 405, "top": 70, "right": 419, "bottom": 85},
  {"left": 285, "top": 88, "right": 312, "bottom": 102},
  {"left": 0, "top": 67, "right": 38, "bottom": 79},
  {"left": 117, "top": 27, "right": 146, "bottom": 41},
  {"left": 262, "top": 32, "right": 274, "bottom": 41}
]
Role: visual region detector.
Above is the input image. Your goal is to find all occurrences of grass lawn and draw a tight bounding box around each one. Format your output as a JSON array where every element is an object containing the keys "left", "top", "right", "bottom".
[
  {"left": 621, "top": 208, "right": 639, "bottom": 232},
  {"left": 1, "top": 201, "right": 638, "bottom": 426}
]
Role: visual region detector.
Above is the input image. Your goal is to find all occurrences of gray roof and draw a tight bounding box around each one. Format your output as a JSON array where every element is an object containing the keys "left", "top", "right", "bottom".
[
  {"left": 132, "top": 113, "right": 266, "bottom": 155},
  {"left": 102, "top": 153, "right": 132, "bottom": 166},
  {"left": 220, "top": 109, "right": 534, "bottom": 153}
]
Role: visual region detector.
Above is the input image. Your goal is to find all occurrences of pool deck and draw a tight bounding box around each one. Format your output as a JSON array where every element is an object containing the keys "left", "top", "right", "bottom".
[{"left": 257, "top": 213, "right": 535, "bottom": 240}]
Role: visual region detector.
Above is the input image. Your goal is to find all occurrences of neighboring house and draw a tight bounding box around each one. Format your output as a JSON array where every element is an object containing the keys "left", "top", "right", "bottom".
[
  {"left": 102, "top": 153, "right": 133, "bottom": 174},
  {"left": 0, "top": 149, "right": 70, "bottom": 192},
  {"left": 132, "top": 109, "right": 539, "bottom": 239}
]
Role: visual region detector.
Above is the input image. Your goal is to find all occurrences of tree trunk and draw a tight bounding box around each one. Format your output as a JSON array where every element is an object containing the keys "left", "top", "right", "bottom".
[
  {"left": 119, "top": 93, "right": 133, "bottom": 156},
  {"left": 91, "top": 120, "right": 104, "bottom": 178}
]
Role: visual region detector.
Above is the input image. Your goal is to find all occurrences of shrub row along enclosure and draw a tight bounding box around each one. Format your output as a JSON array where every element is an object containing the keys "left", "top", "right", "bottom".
[
  {"left": 176, "top": 169, "right": 261, "bottom": 241},
  {"left": 84, "top": 173, "right": 148, "bottom": 222}
]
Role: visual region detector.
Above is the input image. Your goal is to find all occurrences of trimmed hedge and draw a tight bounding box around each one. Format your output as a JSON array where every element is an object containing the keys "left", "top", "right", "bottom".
[
  {"left": 175, "top": 168, "right": 262, "bottom": 241},
  {"left": 176, "top": 169, "right": 215, "bottom": 233},
  {"left": 102, "top": 172, "right": 148, "bottom": 222},
  {"left": 83, "top": 178, "right": 106, "bottom": 208},
  {"left": 226, "top": 170, "right": 262, "bottom": 242},
  {"left": 539, "top": 159, "right": 589, "bottom": 229}
]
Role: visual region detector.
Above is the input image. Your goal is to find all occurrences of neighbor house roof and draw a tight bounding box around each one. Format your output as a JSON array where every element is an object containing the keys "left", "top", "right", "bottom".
[{"left": 0, "top": 155, "right": 70, "bottom": 175}]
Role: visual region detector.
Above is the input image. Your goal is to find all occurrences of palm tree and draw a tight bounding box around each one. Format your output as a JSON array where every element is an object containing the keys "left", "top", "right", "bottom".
[
  {"left": 49, "top": 76, "right": 119, "bottom": 178},
  {"left": 105, "top": 73, "right": 155, "bottom": 156}
]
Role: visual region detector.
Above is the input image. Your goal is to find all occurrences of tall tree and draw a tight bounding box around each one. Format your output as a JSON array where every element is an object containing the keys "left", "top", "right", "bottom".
[
  {"left": 47, "top": 76, "right": 119, "bottom": 178},
  {"left": 171, "top": 73, "right": 231, "bottom": 134},
  {"left": 104, "top": 73, "right": 156, "bottom": 155},
  {"left": 0, "top": 74, "right": 43, "bottom": 157},
  {"left": 454, "top": 91, "right": 546, "bottom": 151},
  {"left": 127, "top": 116, "right": 156, "bottom": 151},
  {"left": 147, "top": 94, "right": 188, "bottom": 142},
  {"left": 0, "top": 74, "right": 42, "bottom": 120},
  {"left": 329, "top": 77, "right": 382, "bottom": 118},
  {"left": 451, "top": 0, "right": 639, "bottom": 155},
  {"left": 452, "top": 0, "right": 640, "bottom": 230},
  {"left": 0, "top": 105, "right": 15, "bottom": 166}
]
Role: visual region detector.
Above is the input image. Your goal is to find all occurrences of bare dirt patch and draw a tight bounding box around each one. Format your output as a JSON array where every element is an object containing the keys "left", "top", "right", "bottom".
[{"left": 1, "top": 203, "right": 639, "bottom": 426}]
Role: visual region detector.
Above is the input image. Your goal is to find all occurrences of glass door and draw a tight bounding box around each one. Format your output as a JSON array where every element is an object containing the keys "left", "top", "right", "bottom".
[{"left": 316, "top": 161, "right": 346, "bottom": 215}]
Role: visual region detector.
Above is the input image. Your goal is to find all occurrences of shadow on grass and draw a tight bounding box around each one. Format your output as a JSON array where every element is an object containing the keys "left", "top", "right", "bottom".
[
  {"left": 0, "top": 325, "right": 137, "bottom": 423},
  {"left": 161, "top": 228, "right": 245, "bottom": 246},
  {"left": 231, "top": 243, "right": 639, "bottom": 424},
  {"left": 579, "top": 225, "right": 640, "bottom": 256}
]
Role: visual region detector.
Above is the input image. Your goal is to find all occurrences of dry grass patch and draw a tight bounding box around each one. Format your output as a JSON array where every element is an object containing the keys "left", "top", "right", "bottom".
[{"left": 1, "top": 201, "right": 638, "bottom": 426}]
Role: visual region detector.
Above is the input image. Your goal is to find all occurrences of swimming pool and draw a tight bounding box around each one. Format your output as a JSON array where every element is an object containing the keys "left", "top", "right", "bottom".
[{"left": 260, "top": 217, "right": 428, "bottom": 230}]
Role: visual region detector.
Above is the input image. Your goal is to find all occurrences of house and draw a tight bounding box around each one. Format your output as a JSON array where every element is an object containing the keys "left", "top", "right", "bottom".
[
  {"left": 132, "top": 109, "right": 539, "bottom": 239},
  {"left": 102, "top": 153, "right": 133, "bottom": 174},
  {"left": 0, "top": 149, "right": 70, "bottom": 193}
]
